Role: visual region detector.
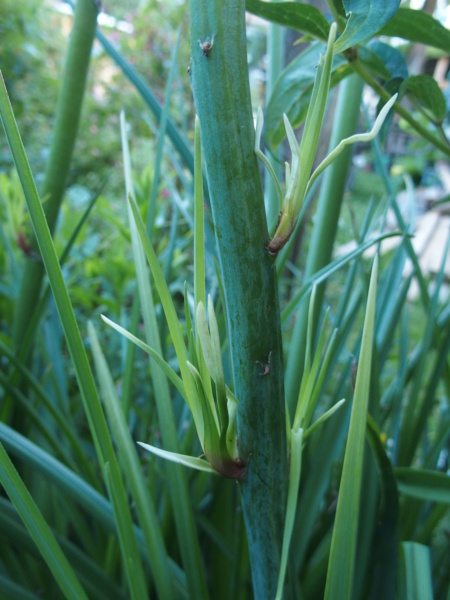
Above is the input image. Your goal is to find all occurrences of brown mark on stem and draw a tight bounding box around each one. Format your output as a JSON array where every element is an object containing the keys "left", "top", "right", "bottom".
[
  {"left": 256, "top": 351, "right": 272, "bottom": 377},
  {"left": 198, "top": 34, "right": 216, "bottom": 57}
]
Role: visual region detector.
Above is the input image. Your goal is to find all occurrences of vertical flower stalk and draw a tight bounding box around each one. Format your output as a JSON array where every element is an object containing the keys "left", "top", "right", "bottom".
[{"left": 188, "top": 1, "right": 289, "bottom": 596}]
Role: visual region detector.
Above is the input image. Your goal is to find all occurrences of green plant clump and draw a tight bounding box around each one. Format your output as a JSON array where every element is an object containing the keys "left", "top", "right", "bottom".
[{"left": 0, "top": 1, "right": 449, "bottom": 599}]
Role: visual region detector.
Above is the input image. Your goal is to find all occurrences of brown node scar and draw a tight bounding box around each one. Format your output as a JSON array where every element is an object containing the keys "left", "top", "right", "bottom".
[
  {"left": 198, "top": 35, "right": 215, "bottom": 57},
  {"left": 256, "top": 351, "right": 272, "bottom": 377}
]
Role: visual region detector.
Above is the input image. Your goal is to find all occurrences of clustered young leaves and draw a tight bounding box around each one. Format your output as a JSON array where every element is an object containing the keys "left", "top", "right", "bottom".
[{"left": 255, "top": 23, "right": 397, "bottom": 255}]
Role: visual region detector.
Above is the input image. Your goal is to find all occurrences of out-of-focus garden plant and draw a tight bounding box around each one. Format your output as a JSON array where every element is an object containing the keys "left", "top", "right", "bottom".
[{"left": 0, "top": 0, "right": 449, "bottom": 599}]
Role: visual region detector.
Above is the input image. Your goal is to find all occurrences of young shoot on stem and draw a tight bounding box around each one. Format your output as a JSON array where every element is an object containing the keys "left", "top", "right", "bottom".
[
  {"left": 108, "top": 114, "right": 246, "bottom": 479},
  {"left": 255, "top": 20, "right": 397, "bottom": 256},
  {"left": 276, "top": 286, "right": 346, "bottom": 599}
]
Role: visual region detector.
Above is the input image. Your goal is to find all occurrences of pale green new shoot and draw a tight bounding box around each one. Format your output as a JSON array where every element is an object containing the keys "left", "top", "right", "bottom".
[
  {"left": 255, "top": 21, "right": 397, "bottom": 256},
  {"left": 108, "top": 114, "right": 245, "bottom": 479},
  {"left": 277, "top": 287, "right": 345, "bottom": 599},
  {"left": 307, "top": 93, "right": 398, "bottom": 192}
]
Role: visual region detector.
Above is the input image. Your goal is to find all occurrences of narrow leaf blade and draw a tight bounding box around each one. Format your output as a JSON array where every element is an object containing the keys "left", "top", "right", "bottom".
[
  {"left": 399, "top": 542, "right": 433, "bottom": 600},
  {"left": 324, "top": 256, "right": 379, "bottom": 600},
  {"left": 138, "top": 442, "right": 217, "bottom": 474},
  {"left": 395, "top": 468, "right": 450, "bottom": 504},
  {"left": 89, "top": 322, "right": 174, "bottom": 600},
  {"left": 101, "top": 315, "right": 187, "bottom": 402}
]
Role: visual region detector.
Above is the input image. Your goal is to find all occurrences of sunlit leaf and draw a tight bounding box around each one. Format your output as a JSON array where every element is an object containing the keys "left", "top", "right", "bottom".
[
  {"left": 245, "top": 0, "right": 329, "bottom": 41},
  {"left": 334, "top": 0, "right": 401, "bottom": 52},
  {"left": 138, "top": 442, "right": 217, "bottom": 475},
  {"left": 380, "top": 8, "right": 450, "bottom": 53}
]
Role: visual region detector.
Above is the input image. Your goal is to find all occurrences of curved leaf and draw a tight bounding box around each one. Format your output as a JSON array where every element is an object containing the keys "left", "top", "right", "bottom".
[{"left": 307, "top": 93, "right": 397, "bottom": 191}]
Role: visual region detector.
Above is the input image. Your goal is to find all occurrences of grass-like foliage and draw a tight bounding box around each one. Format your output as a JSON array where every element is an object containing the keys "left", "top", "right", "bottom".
[{"left": 0, "top": 1, "right": 449, "bottom": 599}]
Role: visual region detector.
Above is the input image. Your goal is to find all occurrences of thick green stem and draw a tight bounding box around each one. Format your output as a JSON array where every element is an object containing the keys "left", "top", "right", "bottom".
[
  {"left": 188, "top": 2, "right": 288, "bottom": 597},
  {"left": 285, "top": 74, "right": 364, "bottom": 413},
  {"left": 12, "top": 0, "right": 98, "bottom": 349}
]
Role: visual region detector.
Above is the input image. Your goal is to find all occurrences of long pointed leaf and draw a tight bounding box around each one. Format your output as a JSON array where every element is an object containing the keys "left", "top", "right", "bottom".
[
  {"left": 101, "top": 315, "right": 187, "bottom": 402},
  {"left": 138, "top": 442, "right": 217, "bottom": 475},
  {"left": 276, "top": 428, "right": 303, "bottom": 600},
  {"left": 0, "top": 424, "right": 186, "bottom": 595},
  {"left": 324, "top": 255, "right": 378, "bottom": 600},
  {"left": 120, "top": 112, "right": 209, "bottom": 600},
  {"left": 127, "top": 192, "right": 203, "bottom": 430},
  {"left": 0, "top": 443, "right": 88, "bottom": 600},
  {"left": 395, "top": 468, "right": 450, "bottom": 504},
  {"left": 0, "top": 73, "right": 149, "bottom": 600},
  {"left": 103, "top": 463, "right": 149, "bottom": 600},
  {"left": 89, "top": 322, "right": 174, "bottom": 600}
]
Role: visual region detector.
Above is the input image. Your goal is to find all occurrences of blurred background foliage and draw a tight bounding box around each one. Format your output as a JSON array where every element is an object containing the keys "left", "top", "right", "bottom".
[{"left": 0, "top": 0, "right": 197, "bottom": 327}]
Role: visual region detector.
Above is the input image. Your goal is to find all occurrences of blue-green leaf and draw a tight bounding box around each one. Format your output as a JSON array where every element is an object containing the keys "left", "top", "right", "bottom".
[
  {"left": 400, "top": 75, "right": 447, "bottom": 123},
  {"left": 334, "top": 0, "right": 401, "bottom": 53},
  {"left": 380, "top": 8, "right": 450, "bottom": 53},
  {"left": 359, "top": 40, "right": 408, "bottom": 81}
]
